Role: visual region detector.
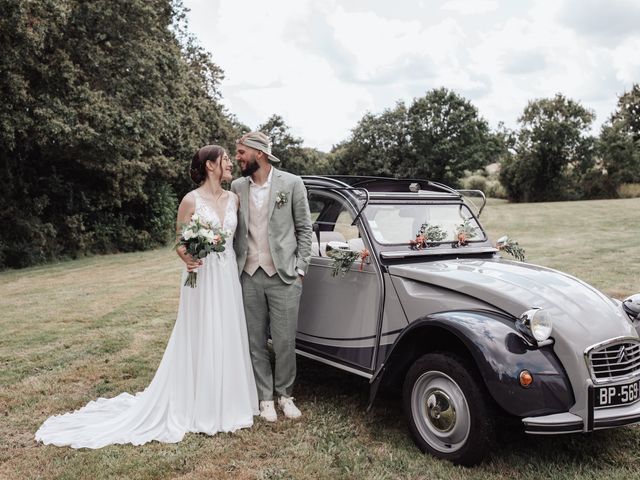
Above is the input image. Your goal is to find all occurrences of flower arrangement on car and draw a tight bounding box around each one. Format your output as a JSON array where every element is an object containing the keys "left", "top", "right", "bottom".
[
  {"left": 407, "top": 219, "right": 526, "bottom": 261},
  {"left": 409, "top": 222, "right": 447, "bottom": 250},
  {"left": 453, "top": 218, "right": 479, "bottom": 247},
  {"left": 328, "top": 219, "right": 527, "bottom": 279},
  {"left": 326, "top": 245, "right": 370, "bottom": 277}
]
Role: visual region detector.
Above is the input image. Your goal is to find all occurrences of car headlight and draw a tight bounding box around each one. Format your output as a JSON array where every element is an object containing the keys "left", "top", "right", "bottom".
[
  {"left": 518, "top": 308, "right": 553, "bottom": 343},
  {"left": 623, "top": 294, "right": 640, "bottom": 321}
]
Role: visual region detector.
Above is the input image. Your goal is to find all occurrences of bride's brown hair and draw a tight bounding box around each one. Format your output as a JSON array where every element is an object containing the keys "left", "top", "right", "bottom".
[{"left": 190, "top": 145, "right": 225, "bottom": 185}]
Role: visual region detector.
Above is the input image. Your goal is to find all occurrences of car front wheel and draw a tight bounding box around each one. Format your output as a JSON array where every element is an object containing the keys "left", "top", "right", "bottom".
[{"left": 402, "top": 352, "right": 495, "bottom": 466}]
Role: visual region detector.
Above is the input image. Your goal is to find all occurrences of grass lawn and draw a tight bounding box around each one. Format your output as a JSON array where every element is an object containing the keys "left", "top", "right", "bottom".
[{"left": 1, "top": 197, "right": 640, "bottom": 479}]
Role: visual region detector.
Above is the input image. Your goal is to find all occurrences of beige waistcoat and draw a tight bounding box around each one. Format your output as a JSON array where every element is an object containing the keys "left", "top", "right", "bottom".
[{"left": 244, "top": 193, "right": 277, "bottom": 276}]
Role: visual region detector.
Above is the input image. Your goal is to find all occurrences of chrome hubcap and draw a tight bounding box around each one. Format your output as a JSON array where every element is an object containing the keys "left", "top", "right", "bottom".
[
  {"left": 426, "top": 390, "right": 456, "bottom": 432},
  {"left": 411, "top": 371, "right": 470, "bottom": 453}
]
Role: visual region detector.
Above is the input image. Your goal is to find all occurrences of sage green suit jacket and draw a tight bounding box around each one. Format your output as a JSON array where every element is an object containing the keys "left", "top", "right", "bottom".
[{"left": 231, "top": 168, "right": 312, "bottom": 284}]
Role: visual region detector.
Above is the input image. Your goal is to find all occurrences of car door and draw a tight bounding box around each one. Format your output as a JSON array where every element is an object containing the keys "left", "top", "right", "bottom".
[{"left": 297, "top": 189, "right": 382, "bottom": 373}]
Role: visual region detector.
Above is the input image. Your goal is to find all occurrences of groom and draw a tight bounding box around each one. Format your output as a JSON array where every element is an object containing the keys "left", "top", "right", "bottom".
[{"left": 231, "top": 131, "right": 312, "bottom": 422}]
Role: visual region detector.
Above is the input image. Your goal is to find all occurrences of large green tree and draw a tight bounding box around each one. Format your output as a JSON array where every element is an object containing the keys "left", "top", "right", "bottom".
[
  {"left": 500, "top": 94, "right": 596, "bottom": 202},
  {"left": 334, "top": 103, "right": 411, "bottom": 178},
  {"left": 334, "top": 88, "right": 502, "bottom": 186},
  {"left": 598, "top": 84, "right": 640, "bottom": 195},
  {"left": 0, "top": 0, "right": 235, "bottom": 268}
]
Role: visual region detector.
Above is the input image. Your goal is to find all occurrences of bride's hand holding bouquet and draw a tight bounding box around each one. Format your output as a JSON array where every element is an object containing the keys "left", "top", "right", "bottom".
[{"left": 176, "top": 213, "right": 230, "bottom": 288}]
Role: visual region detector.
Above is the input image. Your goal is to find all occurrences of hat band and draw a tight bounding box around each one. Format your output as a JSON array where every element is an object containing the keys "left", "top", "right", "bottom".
[{"left": 238, "top": 138, "right": 271, "bottom": 155}]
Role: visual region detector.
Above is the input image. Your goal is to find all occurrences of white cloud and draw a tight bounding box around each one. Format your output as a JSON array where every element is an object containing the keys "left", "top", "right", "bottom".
[
  {"left": 442, "top": 0, "right": 499, "bottom": 15},
  {"left": 184, "top": 0, "right": 639, "bottom": 150},
  {"left": 612, "top": 37, "right": 640, "bottom": 84}
]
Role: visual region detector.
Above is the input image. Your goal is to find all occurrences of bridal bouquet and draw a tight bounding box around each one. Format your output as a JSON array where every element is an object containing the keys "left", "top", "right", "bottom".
[{"left": 177, "top": 214, "right": 230, "bottom": 288}]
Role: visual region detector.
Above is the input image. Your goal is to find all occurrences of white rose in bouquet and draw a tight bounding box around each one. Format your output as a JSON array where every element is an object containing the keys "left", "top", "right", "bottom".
[{"left": 182, "top": 228, "right": 197, "bottom": 240}]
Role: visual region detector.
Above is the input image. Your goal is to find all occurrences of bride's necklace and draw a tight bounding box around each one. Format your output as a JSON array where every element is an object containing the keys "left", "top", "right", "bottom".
[
  {"left": 199, "top": 186, "right": 227, "bottom": 224},
  {"left": 201, "top": 186, "right": 225, "bottom": 203}
]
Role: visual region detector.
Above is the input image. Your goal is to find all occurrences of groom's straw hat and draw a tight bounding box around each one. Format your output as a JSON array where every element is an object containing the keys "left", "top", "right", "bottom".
[{"left": 236, "top": 131, "right": 281, "bottom": 163}]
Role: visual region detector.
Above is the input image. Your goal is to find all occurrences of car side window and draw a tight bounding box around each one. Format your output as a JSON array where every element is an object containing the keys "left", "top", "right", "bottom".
[{"left": 308, "top": 191, "right": 363, "bottom": 256}]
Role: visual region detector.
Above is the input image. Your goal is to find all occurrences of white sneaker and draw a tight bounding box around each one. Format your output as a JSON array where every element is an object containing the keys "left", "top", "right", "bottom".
[
  {"left": 278, "top": 396, "right": 302, "bottom": 419},
  {"left": 259, "top": 400, "right": 277, "bottom": 422}
]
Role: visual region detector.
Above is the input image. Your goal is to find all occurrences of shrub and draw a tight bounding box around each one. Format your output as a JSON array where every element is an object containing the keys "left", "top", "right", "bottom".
[
  {"left": 461, "top": 175, "right": 487, "bottom": 191},
  {"left": 618, "top": 183, "right": 640, "bottom": 198},
  {"left": 460, "top": 174, "right": 507, "bottom": 199},
  {"left": 485, "top": 180, "right": 507, "bottom": 199}
]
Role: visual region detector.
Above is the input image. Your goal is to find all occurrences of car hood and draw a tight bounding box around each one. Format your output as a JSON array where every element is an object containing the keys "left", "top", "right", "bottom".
[{"left": 389, "top": 258, "right": 636, "bottom": 343}]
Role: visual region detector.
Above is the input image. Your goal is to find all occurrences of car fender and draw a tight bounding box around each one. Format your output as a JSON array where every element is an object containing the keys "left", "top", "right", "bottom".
[{"left": 369, "top": 310, "right": 575, "bottom": 417}]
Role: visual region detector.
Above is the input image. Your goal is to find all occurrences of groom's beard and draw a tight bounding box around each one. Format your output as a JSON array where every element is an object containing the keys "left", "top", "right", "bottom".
[{"left": 241, "top": 157, "right": 260, "bottom": 177}]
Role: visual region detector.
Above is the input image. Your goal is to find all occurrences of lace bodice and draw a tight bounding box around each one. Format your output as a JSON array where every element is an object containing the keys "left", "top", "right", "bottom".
[{"left": 193, "top": 190, "right": 237, "bottom": 241}]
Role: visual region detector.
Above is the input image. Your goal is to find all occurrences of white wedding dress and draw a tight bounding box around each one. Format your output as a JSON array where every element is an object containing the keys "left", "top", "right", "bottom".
[{"left": 35, "top": 191, "right": 258, "bottom": 448}]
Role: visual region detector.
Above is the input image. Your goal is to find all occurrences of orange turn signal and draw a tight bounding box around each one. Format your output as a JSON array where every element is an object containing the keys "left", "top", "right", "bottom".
[{"left": 519, "top": 370, "right": 533, "bottom": 387}]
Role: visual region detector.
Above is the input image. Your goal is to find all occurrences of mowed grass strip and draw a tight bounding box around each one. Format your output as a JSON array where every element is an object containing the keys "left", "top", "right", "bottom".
[
  {"left": 480, "top": 197, "right": 640, "bottom": 299},
  {"left": 1, "top": 198, "right": 639, "bottom": 479}
]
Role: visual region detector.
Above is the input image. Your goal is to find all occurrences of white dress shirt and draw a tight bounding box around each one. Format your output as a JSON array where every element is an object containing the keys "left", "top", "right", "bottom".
[{"left": 248, "top": 165, "right": 273, "bottom": 209}]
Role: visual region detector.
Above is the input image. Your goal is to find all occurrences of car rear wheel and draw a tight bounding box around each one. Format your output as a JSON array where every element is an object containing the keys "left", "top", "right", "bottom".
[{"left": 402, "top": 352, "right": 495, "bottom": 466}]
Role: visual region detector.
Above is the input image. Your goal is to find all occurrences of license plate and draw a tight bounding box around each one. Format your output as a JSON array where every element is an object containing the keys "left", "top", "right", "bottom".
[{"left": 595, "top": 379, "right": 640, "bottom": 408}]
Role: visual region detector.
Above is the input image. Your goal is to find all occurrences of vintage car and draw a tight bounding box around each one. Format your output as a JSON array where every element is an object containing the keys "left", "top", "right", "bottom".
[{"left": 295, "top": 175, "right": 640, "bottom": 466}]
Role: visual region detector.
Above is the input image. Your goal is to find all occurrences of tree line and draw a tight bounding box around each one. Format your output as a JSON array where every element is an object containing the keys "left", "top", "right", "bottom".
[
  {"left": 267, "top": 86, "right": 640, "bottom": 203},
  {"left": 1, "top": 0, "right": 639, "bottom": 269},
  {"left": 1, "top": 0, "right": 242, "bottom": 269}
]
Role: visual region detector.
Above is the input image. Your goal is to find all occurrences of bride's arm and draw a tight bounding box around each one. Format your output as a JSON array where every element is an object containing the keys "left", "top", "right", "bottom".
[{"left": 175, "top": 192, "right": 202, "bottom": 272}]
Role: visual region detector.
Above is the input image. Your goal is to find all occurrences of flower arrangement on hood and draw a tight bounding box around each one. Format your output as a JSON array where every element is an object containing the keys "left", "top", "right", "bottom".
[{"left": 495, "top": 235, "right": 526, "bottom": 262}]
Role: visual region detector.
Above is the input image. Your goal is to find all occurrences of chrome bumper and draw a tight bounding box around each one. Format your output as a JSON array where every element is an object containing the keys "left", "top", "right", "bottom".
[{"left": 523, "top": 385, "right": 640, "bottom": 434}]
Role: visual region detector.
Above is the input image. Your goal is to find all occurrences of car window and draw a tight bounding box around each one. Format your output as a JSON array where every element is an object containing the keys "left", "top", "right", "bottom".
[
  {"left": 365, "top": 203, "right": 485, "bottom": 245},
  {"left": 308, "top": 191, "right": 363, "bottom": 255}
]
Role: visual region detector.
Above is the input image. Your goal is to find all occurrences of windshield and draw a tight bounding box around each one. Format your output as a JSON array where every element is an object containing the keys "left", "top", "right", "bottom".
[{"left": 364, "top": 203, "right": 485, "bottom": 245}]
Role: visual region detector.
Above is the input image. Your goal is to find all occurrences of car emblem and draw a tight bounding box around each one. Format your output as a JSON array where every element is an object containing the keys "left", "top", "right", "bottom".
[{"left": 615, "top": 346, "right": 629, "bottom": 364}]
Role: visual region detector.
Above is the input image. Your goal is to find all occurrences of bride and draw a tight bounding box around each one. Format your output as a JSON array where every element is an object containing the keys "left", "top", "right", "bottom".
[{"left": 35, "top": 145, "right": 259, "bottom": 448}]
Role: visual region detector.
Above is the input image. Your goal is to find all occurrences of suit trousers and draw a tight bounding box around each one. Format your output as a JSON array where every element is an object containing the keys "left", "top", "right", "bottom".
[{"left": 241, "top": 268, "right": 302, "bottom": 401}]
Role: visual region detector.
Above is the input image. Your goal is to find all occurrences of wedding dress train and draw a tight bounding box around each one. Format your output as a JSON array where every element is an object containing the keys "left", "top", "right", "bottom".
[{"left": 35, "top": 192, "right": 258, "bottom": 448}]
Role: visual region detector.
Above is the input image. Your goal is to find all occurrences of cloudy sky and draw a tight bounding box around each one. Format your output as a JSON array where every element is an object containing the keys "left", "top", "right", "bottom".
[{"left": 184, "top": 0, "right": 640, "bottom": 151}]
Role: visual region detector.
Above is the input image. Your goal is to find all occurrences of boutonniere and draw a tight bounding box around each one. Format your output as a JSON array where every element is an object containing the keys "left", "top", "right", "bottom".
[{"left": 275, "top": 191, "right": 289, "bottom": 208}]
